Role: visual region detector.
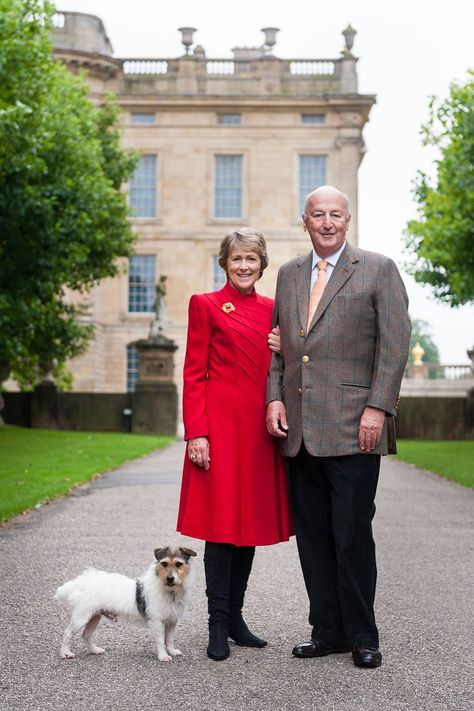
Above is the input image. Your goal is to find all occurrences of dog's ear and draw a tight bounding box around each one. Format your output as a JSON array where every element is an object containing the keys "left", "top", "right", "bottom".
[
  {"left": 154, "top": 547, "right": 170, "bottom": 561},
  {"left": 179, "top": 547, "right": 197, "bottom": 561}
]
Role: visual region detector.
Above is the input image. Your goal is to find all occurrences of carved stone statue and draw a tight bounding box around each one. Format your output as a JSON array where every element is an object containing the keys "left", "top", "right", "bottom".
[{"left": 149, "top": 275, "right": 167, "bottom": 337}]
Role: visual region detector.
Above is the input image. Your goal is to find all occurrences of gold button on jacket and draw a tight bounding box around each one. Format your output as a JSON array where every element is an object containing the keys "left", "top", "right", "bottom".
[{"left": 302, "top": 355, "right": 309, "bottom": 363}]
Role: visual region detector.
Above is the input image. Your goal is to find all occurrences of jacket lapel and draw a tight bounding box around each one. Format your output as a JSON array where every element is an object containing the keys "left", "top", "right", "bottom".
[
  {"left": 295, "top": 251, "right": 313, "bottom": 330},
  {"left": 308, "top": 244, "right": 358, "bottom": 331}
]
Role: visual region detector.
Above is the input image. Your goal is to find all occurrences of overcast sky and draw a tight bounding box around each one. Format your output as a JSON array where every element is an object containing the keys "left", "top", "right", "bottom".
[{"left": 57, "top": 0, "right": 474, "bottom": 363}]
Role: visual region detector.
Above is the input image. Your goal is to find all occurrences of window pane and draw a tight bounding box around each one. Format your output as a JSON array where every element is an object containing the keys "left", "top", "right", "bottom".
[
  {"left": 131, "top": 113, "right": 156, "bottom": 125},
  {"left": 301, "top": 114, "right": 325, "bottom": 124},
  {"left": 213, "top": 255, "right": 227, "bottom": 290},
  {"left": 128, "top": 255, "right": 156, "bottom": 312},
  {"left": 217, "top": 114, "right": 241, "bottom": 125},
  {"left": 299, "top": 155, "right": 327, "bottom": 215},
  {"left": 214, "top": 155, "right": 242, "bottom": 218},
  {"left": 127, "top": 344, "right": 138, "bottom": 392},
  {"left": 129, "top": 155, "right": 157, "bottom": 218}
]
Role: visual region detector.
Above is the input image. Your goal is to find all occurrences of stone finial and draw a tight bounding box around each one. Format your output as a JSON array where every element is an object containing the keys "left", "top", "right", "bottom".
[
  {"left": 412, "top": 342, "right": 425, "bottom": 366},
  {"left": 467, "top": 346, "right": 474, "bottom": 373},
  {"left": 261, "top": 27, "right": 280, "bottom": 53},
  {"left": 193, "top": 44, "right": 206, "bottom": 58},
  {"left": 342, "top": 24, "right": 357, "bottom": 55},
  {"left": 178, "top": 27, "right": 197, "bottom": 55}
]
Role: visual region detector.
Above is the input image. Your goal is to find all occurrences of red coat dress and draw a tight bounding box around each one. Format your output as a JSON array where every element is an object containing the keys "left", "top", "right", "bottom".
[{"left": 176, "top": 281, "right": 293, "bottom": 546}]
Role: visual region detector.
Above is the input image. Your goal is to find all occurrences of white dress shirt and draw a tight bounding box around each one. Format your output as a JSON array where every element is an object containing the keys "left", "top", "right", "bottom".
[{"left": 310, "top": 241, "right": 347, "bottom": 290}]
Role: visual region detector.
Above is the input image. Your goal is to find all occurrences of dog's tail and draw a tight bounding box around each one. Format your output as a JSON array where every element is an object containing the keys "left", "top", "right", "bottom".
[
  {"left": 54, "top": 579, "right": 78, "bottom": 602},
  {"left": 53, "top": 568, "right": 97, "bottom": 602}
]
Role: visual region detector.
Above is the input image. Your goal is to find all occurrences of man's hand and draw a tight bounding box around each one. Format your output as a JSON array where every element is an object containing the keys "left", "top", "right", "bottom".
[
  {"left": 358, "top": 406, "right": 385, "bottom": 452},
  {"left": 268, "top": 326, "right": 281, "bottom": 353},
  {"left": 266, "top": 400, "right": 288, "bottom": 438},
  {"left": 187, "top": 436, "right": 210, "bottom": 470}
]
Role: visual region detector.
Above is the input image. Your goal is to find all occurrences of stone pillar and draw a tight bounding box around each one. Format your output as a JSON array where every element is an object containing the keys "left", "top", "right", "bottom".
[
  {"left": 176, "top": 56, "right": 198, "bottom": 94},
  {"left": 339, "top": 55, "right": 358, "bottom": 93},
  {"left": 132, "top": 333, "right": 178, "bottom": 436},
  {"left": 258, "top": 57, "right": 282, "bottom": 94}
]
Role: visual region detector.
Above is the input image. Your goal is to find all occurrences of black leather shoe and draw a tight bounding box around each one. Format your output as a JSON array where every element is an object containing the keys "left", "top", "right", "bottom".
[
  {"left": 292, "top": 639, "right": 352, "bottom": 658},
  {"left": 352, "top": 646, "right": 382, "bottom": 668}
]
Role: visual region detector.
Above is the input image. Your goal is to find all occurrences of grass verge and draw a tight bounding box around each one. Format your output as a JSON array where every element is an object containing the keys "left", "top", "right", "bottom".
[
  {"left": 0, "top": 425, "right": 173, "bottom": 522},
  {"left": 395, "top": 439, "right": 474, "bottom": 489}
]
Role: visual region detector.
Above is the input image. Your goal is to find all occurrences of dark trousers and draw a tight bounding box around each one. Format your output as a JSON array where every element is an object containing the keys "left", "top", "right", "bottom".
[{"left": 288, "top": 445, "right": 380, "bottom": 648}]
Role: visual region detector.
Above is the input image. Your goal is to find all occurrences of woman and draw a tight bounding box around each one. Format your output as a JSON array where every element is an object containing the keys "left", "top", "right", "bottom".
[{"left": 177, "top": 228, "right": 293, "bottom": 661}]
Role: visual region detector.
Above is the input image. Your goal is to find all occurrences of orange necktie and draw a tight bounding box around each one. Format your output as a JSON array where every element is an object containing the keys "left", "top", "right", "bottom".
[{"left": 307, "top": 259, "right": 328, "bottom": 330}]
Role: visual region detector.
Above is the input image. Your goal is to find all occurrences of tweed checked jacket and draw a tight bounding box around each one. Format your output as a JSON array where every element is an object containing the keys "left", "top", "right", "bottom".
[{"left": 266, "top": 243, "right": 411, "bottom": 457}]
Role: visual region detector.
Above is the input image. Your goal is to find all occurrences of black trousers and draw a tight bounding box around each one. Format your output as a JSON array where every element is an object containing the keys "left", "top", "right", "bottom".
[{"left": 288, "top": 445, "right": 380, "bottom": 648}]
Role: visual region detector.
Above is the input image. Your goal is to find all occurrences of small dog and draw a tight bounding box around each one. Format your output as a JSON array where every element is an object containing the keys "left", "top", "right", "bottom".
[{"left": 54, "top": 546, "right": 196, "bottom": 661}]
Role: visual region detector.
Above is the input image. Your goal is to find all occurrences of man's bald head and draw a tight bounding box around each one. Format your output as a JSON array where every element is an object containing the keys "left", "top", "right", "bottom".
[{"left": 304, "top": 186, "right": 350, "bottom": 215}]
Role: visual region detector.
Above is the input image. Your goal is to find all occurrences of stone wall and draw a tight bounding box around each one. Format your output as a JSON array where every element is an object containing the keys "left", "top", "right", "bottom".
[
  {"left": 2, "top": 390, "right": 176, "bottom": 436},
  {"left": 4, "top": 390, "right": 473, "bottom": 440},
  {"left": 396, "top": 393, "right": 474, "bottom": 440}
]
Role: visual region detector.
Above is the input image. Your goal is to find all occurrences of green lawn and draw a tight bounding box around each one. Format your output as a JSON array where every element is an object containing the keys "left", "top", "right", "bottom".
[
  {"left": 395, "top": 440, "right": 474, "bottom": 488},
  {"left": 0, "top": 426, "right": 173, "bottom": 522}
]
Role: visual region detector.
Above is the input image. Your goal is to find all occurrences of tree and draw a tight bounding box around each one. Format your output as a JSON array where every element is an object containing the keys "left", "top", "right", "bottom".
[
  {"left": 404, "top": 72, "right": 474, "bottom": 306},
  {"left": 408, "top": 318, "right": 440, "bottom": 364},
  {"left": 0, "top": 0, "right": 138, "bottom": 387}
]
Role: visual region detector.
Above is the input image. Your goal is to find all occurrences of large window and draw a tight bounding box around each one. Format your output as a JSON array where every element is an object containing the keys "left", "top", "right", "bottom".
[
  {"left": 127, "top": 344, "right": 138, "bottom": 392},
  {"left": 214, "top": 155, "right": 242, "bottom": 218},
  {"left": 212, "top": 255, "right": 227, "bottom": 290},
  {"left": 299, "top": 155, "right": 327, "bottom": 215},
  {"left": 128, "top": 255, "right": 156, "bottom": 312},
  {"left": 129, "top": 155, "right": 157, "bottom": 218}
]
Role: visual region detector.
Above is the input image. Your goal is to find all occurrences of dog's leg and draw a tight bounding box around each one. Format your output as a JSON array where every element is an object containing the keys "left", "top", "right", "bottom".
[
  {"left": 82, "top": 614, "right": 105, "bottom": 655},
  {"left": 151, "top": 622, "right": 172, "bottom": 662},
  {"left": 60, "top": 612, "right": 89, "bottom": 659},
  {"left": 165, "top": 621, "right": 182, "bottom": 657}
]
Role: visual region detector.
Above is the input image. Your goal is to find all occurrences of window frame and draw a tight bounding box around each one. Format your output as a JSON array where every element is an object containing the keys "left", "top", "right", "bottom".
[
  {"left": 127, "top": 254, "right": 157, "bottom": 314},
  {"left": 297, "top": 154, "right": 327, "bottom": 217},
  {"left": 129, "top": 154, "right": 158, "bottom": 219},
  {"left": 217, "top": 114, "right": 241, "bottom": 125},
  {"left": 213, "top": 154, "right": 244, "bottom": 220},
  {"left": 130, "top": 112, "right": 156, "bottom": 125},
  {"left": 301, "top": 114, "right": 325, "bottom": 125}
]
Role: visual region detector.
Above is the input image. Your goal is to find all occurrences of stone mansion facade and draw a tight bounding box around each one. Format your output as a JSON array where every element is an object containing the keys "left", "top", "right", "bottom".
[{"left": 51, "top": 12, "right": 375, "bottom": 394}]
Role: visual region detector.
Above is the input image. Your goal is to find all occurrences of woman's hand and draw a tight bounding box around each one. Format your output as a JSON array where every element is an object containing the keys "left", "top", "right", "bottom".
[
  {"left": 187, "top": 437, "right": 210, "bottom": 470},
  {"left": 268, "top": 325, "right": 281, "bottom": 353}
]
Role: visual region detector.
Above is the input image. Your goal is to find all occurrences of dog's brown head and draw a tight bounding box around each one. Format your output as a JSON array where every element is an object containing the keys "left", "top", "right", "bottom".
[{"left": 153, "top": 546, "right": 197, "bottom": 589}]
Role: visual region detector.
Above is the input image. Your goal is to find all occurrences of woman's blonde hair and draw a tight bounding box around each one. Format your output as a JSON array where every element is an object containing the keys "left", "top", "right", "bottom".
[{"left": 218, "top": 228, "right": 269, "bottom": 278}]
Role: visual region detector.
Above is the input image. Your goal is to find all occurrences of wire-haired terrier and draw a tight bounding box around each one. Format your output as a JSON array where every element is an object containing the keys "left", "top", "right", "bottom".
[{"left": 54, "top": 546, "right": 196, "bottom": 661}]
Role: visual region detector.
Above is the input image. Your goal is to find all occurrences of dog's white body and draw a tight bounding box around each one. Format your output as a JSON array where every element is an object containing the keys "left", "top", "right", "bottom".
[{"left": 54, "top": 547, "right": 196, "bottom": 661}]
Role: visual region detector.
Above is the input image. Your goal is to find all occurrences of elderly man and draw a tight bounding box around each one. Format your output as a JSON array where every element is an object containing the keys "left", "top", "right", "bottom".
[{"left": 266, "top": 185, "right": 410, "bottom": 668}]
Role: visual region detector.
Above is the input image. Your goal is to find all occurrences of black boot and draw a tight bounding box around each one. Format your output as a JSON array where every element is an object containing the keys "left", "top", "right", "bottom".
[
  {"left": 228, "top": 546, "right": 267, "bottom": 648},
  {"left": 204, "top": 541, "right": 232, "bottom": 660}
]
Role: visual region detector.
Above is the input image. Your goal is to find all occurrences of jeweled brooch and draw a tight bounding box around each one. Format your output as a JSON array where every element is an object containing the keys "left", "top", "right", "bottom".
[{"left": 222, "top": 302, "right": 235, "bottom": 314}]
